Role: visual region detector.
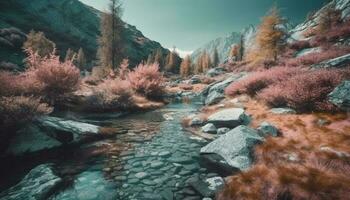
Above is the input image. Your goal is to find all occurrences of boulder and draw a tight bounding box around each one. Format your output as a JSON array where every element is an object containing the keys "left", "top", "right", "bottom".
[
  {"left": 206, "top": 67, "right": 225, "bottom": 77},
  {"left": 37, "top": 116, "right": 100, "bottom": 143},
  {"left": 207, "top": 108, "right": 250, "bottom": 128},
  {"left": 312, "top": 53, "right": 350, "bottom": 69},
  {"left": 203, "top": 73, "right": 246, "bottom": 105},
  {"left": 6, "top": 116, "right": 101, "bottom": 156},
  {"left": 329, "top": 81, "right": 350, "bottom": 110},
  {"left": 200, "top": 125, "right": 264, "bottom": 171},
  {"left": 216, "top": 127, "right": 230, "bottom": 135},
  {"left": 189, "top": 75, "right": 201, "bottom": 84},
  {"left": 205, "top": 90, "right": 225, "bottom": 105},
  {"left": 201, "top": 123, "right": 217, "bottom": 134},
  {"left": 257, "top": 122, "right": 278, "bottom": 137},
  {"left": 270, "top": 108, "right": 296, "bottom": 114},
  {"left": 0, "top": 164, "right": 62, "bottom": 200},
  {"left": 188, "top": 115, "right": 205, "bottom": 126},
  {"left": 6, "top": 125, "right": 62, "bottom": 156}
]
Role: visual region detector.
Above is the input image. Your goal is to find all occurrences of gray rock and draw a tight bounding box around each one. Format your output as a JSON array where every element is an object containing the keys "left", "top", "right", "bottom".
[
  {"left": 257, "top": 122, "right": 278, "bottom": 137},
  {"left": 135, "top": 172, "right": 148, "bottom": 179},
  {"left": 206, "top": 67, "right": 225, "bottom": 77},
  {"left": 216, "top": 127, "right": 230, "bottom": 135},
  {"left": 0, "top": 164, "right": 62, "bottom": 200},
  {"left": 203, "top": 73, "right": 246, "bottom": 105},
  {"left": 6, "top": 125, "right": 62, "bottom": 156},
  {"left": 200, "top": 125, "right": 264, "bottom": 171},
  {"left": 201, "top": 123, "right": 217, "bottom": 134},
  {"left": 205, "top": 90, "right": 225, "bottom": 105},
  {"left": 150, "top": 161, "right": 164, "bottom": 168},
  {"left": 207, "top": 108, "right": 250, "bottom": 128},
  {"left": 296, "top": 47, "right": 322, "bottom": 57},
  {"left": 329, "top": 81, "right": 350, "bottom": 110},
  {"left": 270, "top": 108, "right": 296, "bottom": 114},
  {"left": 189, "top": 116, "right": 204, "bottom": 127},
  {"left": 189, "top": 75, "right": 201, "bottom": 84},
  {"left": 312, "top": 53, "right": 350, "bottom": 69}
]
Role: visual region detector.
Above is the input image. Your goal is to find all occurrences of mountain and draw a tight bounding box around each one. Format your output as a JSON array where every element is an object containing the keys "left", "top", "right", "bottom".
[
  {"left": 191, "top": 25, "right": 256, "bottom": 65},
  {"left": 290, "top": 0, "right": 350, "bottom": 41},
  {"left": 0, "top": 0, "right": 169, "bottom": 68}
]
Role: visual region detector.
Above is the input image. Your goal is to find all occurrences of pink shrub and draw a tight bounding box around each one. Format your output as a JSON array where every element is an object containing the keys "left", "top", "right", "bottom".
[
  {"left": 0, "top": 71, "right": 42, "bottom": 96},
  {"left": 87, "top": 79, "right": 134, "bottom": 111},
  {"left": 286, "top": 46, "right": 350, "bottom": 67},
  {"left": 127, "top": 63, "right": 165, "bottom": 99},
  {"left": 225, "top": 67, "right": 302, "bottom": 96},
  {"left": 259, "top": 68, "right": 350, "bottom": 112},
  {"left": 289, "top": 40, "right": 311, "bottom": 50},
  {"left": 0, "top": 96, "right": 52, "bottom": 127},
  {"left": 26, "top": 49, "right": 80, "bottom": 102}
]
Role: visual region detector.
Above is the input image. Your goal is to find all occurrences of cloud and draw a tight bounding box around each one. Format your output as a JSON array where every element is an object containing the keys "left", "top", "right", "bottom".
[{"left": 168, "top": 48, "right": 193, "bottom": 58}]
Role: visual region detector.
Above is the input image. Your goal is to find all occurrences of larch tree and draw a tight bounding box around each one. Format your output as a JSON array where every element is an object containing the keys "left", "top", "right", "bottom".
[
  {"left": 76, "top": 48, "right": 86, "bottom": 69},
  {"left": 212, "top": 48, "right": 219, "bottom": 67},
  {"left": 229, "top": 44, "right": 240, "bottom": 61},
  {"left": 153, "top": 48, "right": 164, "bottom": 67},
  {"left": 255, "top": 6, "right": 286, "bottom": 61},
  {"left": 165, "top": 49, "right": 181, "bottom": 73},
  {"left": 97, "top": 0, "right": 124, "bottom": 71},
  {"left": 195, "top": 53, "right": 203, "bottom": 74},
  {"left": 23, "top": 30, "right": 55, "bottom": 57},
  {"left": 146, "top": 53, "right": 154, "bottom": 65},
  {"left": 180, "top": 55, "right": 192, "bottom": 77},
  {"left": 202, "top": 51, "right": 212, "bottom": 72},
  {"left": 65, "top": 48, "right": 76, "bottom": 62}
]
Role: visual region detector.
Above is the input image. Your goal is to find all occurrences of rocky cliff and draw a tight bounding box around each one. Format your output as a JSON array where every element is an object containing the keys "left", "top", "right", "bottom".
[
  {"left": 0, "top": 0, "right": 169, "bottom": 68},
  {"left": 191, "top": 25, "right": 256, "bottom": 65}
]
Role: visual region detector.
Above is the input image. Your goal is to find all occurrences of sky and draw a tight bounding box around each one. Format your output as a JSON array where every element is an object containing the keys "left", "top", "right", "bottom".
[{"left": 80, "top": 0, "right": 327, "bottom": 52}]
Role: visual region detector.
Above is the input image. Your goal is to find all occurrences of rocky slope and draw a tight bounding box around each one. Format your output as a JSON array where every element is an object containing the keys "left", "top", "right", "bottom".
[
  {"left": 191, "top": 25, "right": 256, "bottom": 65},
  {"left": 290, "top": 0, "right": 350, "bottom": 41},
  {"left": 0, "top": 0, "right": 169, "bottom": 68}
]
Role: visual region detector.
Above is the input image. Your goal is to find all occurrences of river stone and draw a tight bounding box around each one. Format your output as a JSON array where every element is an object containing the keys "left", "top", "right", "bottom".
[
  {"left": 329, "top": 81, "right": 350, "bottom": 110},
  {"left": 270, "top": 108, "right": 296, "bottom": 114},
  {"left": 150, "top": 161, "right": 164, "bottom": 168},
  {"left": 158, "top": 151, "right": 171, "bottom": 157},
  {"left": 160, "top": 188, "right": 174, "bottom": 200},
  {"left": 188, "top": 176, "right": 224, "bottom": 197},
  {"left": 0, "top": 164, "right": 62, "bottom": 200},
  {"left": 201, "top": 123, "right": 217, "bottom": 134},
  {"left": 257, "top": 122, "right": 278, "bottom": 137},
  {"left": 207, "top": 108, "right": 250, "bottom": 128},
  {"left": 135, "top": 172, "right": 148, "bottom": 179},
  {"left": 189, "top": 116, "right": 204, "bottom": 126},
  {"left": 217, "top": 128, "right": 230, "bottom": 135},
  {"left": 200, "top": 125, "right": 264, "bottom": 171}
]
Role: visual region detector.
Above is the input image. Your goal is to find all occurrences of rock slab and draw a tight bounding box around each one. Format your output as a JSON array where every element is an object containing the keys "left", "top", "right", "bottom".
[
  {"left": 329, "top": 80, "right": 350, "bottom": 110},
  {"left": 0, "top": 164, "right": 62, "bottom": 200},
  {"left": 207, "top": 108, "right": 250, "bottom": 128},
  {"left": 200, "top": 125, "right": 264, "bottom": 171}
]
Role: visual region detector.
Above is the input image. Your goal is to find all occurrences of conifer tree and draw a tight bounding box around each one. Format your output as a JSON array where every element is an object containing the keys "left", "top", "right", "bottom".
[
  {"left": 255, "top": 6, "right": 286, "bottom": 61},
  {"left": 317, "top": 4, "right": 341, "bottom": 34},
  {"left": 23, "top": 30, "right": 55, "bottom": 57},
  {"left": 65, "top": 48, "right": 76, "bottom": 62},
  {"left": 97, "top": 0, "right": 124, "bottom": 71},
  {"left": 76, "top": 48, "right": 86, "bottom": 69},
  {"left": 212, "top": 48, "right": 219, "bottom": 67},
  {"left": 180, "top": 55, "right": 192, "bottom": 77}
]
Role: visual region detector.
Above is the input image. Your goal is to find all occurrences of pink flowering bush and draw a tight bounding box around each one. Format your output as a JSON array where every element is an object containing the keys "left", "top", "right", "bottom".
[
  {"left": 259, "top": 68, "right": 350, "bottom": 112},
  {"left": 86, "top": 79, "right": 134, "bottom": 111},
  {"left": 25, "top": 48, "right": 80, "bottom": 102},
  {"left": 0, "top": 96, "right": 52, "bottom": 127},
  {"left": 225, "top": 67, "right": 302, "bottom": 96},
  {"left": 127, "top": 63, "right": 165, "bottom": 99}
]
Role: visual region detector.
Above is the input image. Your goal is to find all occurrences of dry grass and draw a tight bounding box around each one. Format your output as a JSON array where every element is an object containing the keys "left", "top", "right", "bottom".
[{"left": 219, "top": 97, "right": 350, "bottom": 200}]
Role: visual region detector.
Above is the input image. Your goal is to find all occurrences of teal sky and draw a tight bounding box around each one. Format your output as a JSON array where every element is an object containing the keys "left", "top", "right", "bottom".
[{"left": 80, "top": 0, "right": 326, "bottom": 51}]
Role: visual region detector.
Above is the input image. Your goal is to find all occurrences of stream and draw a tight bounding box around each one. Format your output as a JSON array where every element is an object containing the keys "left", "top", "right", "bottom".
[{"left": 1, "top": 98, "right": 221, "bottom": 200}]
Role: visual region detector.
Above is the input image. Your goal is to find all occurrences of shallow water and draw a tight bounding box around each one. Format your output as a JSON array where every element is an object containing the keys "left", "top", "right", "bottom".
[{"left": 3, "top": 100, "right": 218, "bottom": 200}]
